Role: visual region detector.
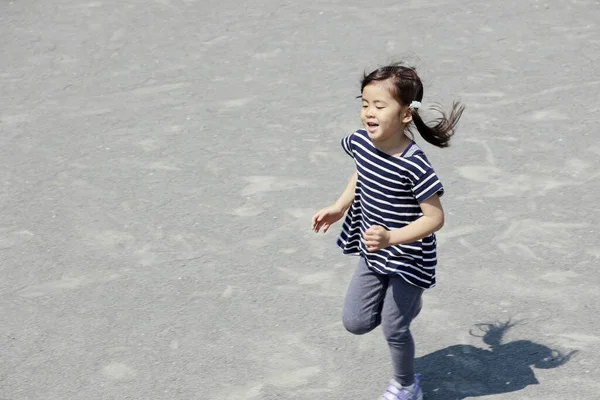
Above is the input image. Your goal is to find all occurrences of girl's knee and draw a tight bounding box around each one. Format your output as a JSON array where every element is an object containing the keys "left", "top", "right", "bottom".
[{"left": 342, "top": 314, "right": 376, "bottom": 335}]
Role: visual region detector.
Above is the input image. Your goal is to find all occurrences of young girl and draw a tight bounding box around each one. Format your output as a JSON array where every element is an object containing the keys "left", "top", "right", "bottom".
[{"left": 312, "top": 63, "right": 464, "bottom": 400}]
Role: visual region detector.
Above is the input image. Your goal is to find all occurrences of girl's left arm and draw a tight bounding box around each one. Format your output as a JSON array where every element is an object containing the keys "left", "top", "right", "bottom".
[
  {"left": 363, "top": 194, "right": 444, "bottom": 252},
  {"left": 389, "top": 194, "right": 444, "bottom": 245}
]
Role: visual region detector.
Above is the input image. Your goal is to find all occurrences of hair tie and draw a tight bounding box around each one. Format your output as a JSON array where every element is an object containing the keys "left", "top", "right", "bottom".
[{"left": 409, "top": 101, "right": 421, "bottom": 110}]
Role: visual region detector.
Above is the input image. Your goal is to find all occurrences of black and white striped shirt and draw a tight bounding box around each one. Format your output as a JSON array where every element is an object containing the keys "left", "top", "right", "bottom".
[{"left": 336, "top": 129, "right": 444, "bottom": 289}]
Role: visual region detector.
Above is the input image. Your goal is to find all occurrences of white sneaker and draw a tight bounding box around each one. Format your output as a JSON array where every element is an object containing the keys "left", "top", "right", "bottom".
[{"left": 379, "top": 374, "right": 423, "bottom": 400}]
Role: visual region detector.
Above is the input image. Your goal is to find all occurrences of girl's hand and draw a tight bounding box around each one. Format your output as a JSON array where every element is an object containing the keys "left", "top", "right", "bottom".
[
  {"left": 363, "top": 225, "right": 391, "bottom": 252},
  {"left": 312, "top": 205, "right": 345, "bottom": 233}
]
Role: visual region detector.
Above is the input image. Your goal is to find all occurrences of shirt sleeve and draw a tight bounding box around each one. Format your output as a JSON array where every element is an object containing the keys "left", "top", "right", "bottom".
[
  {"left": 340, "top": 132, "right": 354, "bottom": 158},
  {"left": 410, "top": 154, "right": 444, "bottom": 203}
]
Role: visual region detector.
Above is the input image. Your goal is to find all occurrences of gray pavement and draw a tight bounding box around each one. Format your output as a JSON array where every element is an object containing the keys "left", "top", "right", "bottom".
[{"left": 1, "top": 0, "right": 600, "bottom": 399}]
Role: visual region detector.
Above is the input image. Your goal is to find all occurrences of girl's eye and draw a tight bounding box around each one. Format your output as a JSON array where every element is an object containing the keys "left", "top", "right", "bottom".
[
  {"left": 376, "top": 106, "right": 384, "bottom": 110},
  {"left": 362, "top": 105, "right": 368, "bottom": 108}
]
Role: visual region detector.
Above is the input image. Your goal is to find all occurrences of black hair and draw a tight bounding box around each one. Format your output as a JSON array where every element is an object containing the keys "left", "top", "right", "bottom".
[{"left": 361, "top": 62, "right": 465, "bottom": 148}]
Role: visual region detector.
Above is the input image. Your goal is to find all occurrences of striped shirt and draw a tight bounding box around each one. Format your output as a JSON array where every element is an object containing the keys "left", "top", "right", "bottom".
[{"left": 336, "top": 129, "right": 444, "bottom": 289}]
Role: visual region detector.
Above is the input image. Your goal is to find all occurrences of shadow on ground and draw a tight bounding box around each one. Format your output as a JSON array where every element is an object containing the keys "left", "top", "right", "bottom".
[{"left": 416, "top": 320, "right": 577, "bottom": 399}]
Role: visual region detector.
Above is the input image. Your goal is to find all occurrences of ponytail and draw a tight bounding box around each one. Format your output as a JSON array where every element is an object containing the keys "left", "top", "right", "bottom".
[
  {"left": 411, "top": 102, "right": 465, "bottom": 148},
  {"left": 361, "top": 62, "right": 465, "bottom": 148}
]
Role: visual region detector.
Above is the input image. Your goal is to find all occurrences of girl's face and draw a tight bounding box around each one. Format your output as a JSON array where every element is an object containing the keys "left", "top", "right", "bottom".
[{"left": 360, "top": 80, "right": 412, "bottom": 144}]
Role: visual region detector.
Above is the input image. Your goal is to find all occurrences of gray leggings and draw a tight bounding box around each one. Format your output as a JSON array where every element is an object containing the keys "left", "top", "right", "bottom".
[{"left": 342, "top": 256, "right": 423, "bottom": 386}]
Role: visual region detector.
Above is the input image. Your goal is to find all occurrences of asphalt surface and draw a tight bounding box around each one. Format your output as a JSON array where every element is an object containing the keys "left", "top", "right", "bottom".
[{"left": 1, "top": 0, "right": 600, "bottom": 399}]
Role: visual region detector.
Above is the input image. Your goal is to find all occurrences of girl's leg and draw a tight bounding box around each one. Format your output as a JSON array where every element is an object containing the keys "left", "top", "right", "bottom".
[
  {"left": 342, "top": 256, "right": 388, "bottom": 335},
  {"left": 380, "top": 275, "right": 424, "bottom": 386}
]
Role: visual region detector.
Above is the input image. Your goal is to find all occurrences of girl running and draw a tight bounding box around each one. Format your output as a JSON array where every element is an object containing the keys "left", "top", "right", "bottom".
[{"left": 312, "top": 63, "right": 464, "bottom": 400}]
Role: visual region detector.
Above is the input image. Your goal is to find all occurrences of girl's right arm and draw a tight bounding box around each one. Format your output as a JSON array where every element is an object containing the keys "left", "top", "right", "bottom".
[
  {"left": 332, "top": 170, "right": 358, "bottom": 212},
  {"left": 312, "top": 171, "right": 358, "bottom": 233}
]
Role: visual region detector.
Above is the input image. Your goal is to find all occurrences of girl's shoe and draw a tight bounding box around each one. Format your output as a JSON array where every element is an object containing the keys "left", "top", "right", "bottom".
[{"left": 379, "top": 374, "right": 423, "bottom": 400}]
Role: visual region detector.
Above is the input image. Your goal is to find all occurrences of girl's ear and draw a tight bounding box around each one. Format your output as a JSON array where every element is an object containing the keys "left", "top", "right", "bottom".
[{"left": 402, "top": 107, "right": 413, "bottom": 124}]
